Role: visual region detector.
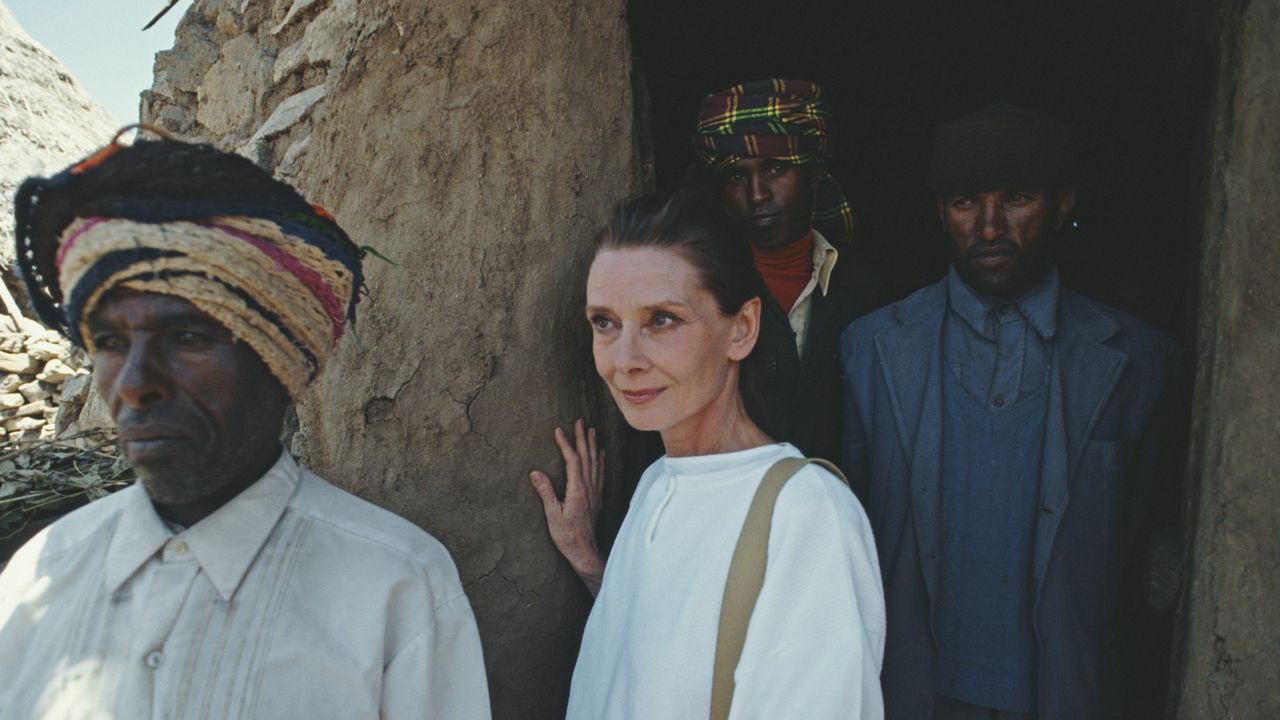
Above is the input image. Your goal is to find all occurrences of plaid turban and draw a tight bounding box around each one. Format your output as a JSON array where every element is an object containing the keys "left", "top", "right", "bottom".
[
  {"left": 692, "top": 79, "right": 856, "bottom": 244},
  {"left": 13, "top": 129, "right": 364, "bottom": 400}
]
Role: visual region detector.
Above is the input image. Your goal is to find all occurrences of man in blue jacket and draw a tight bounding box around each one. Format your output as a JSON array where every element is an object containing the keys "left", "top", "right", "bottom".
[{"left": 840, "top": 104, "right": 1180, "bottom": 719}]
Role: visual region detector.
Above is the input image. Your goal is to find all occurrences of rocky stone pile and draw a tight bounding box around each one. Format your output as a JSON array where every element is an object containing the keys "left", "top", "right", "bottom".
[{"left": 0, "top": 283, "right": 102, "bottom": 444}]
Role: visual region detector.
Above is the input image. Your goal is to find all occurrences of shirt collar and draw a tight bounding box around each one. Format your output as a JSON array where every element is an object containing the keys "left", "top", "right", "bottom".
[
  {"left": 811, "top": 228, "right": 839, "bottom": 297},
  {"left": 104, "top": 449, "right": 300, "bottom": 601},
  {"left": 104, "top": 483, "right": 174, "bottom": 595},
  {"left": 947, "top": 265, "right": 1060, "bottom": 341},
  {"left": 1018, "top": 267, "right": 1060, "bottom": 339}
]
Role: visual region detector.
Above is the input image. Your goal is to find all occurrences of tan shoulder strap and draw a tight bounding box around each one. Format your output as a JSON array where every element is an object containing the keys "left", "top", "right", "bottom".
[{"left": 710, "top": 456, "right": 847, "bottom": 720}]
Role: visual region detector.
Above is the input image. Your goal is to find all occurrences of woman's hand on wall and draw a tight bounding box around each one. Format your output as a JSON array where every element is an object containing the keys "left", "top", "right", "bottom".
[{"left": 529, "top": 419, "right": 606, "bottom": 597}]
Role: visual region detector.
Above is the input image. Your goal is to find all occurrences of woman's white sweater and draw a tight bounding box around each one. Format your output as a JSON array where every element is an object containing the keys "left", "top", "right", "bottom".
[{"left": 567, "top": 442, "right": 886, "bottom": 719}]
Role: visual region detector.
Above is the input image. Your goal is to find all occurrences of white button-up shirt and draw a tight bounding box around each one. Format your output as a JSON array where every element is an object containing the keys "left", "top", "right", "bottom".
[{"left": 0, "top": 451, "right": 491, "bottom": 719}]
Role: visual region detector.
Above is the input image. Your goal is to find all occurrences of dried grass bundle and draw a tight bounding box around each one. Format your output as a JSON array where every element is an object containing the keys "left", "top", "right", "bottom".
[{"left": 0, "top": 429, "right": 132, "bottom": 560}]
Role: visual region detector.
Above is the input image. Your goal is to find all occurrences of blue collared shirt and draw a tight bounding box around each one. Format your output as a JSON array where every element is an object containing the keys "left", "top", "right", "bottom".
[
  {"left": 936, "top": 267, "right": 1061, "bottom": 713},
  {"left": 943, "top": 265, "right": 1059, "bottom": 408}
]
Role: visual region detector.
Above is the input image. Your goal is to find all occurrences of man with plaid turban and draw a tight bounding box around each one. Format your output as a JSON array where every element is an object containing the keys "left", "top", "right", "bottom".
[
  {"left": 692, "top": 78, "right": 880, "bottom": 463},
  {"left": 0, "top": 128, "right": 491, "bottom": 719}
]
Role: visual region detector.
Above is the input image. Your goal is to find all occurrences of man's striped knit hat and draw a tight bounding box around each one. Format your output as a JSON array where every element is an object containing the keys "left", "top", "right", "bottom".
[{"left": 13, "top": 127, "right": 364, "bottom": 399}]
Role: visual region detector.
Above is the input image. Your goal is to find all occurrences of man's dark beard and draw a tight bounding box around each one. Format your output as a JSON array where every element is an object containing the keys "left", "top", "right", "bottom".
[{"left": 951, "top": 235, "right": 1054, "bottom": 300}]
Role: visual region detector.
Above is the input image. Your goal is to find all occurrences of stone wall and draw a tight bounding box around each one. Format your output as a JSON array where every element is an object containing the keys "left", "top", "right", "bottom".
[
  {"left": 1175, "top": 0, "right": 1280, "bottom": 717},
  {"left": 0, "top": 300, "right": 97, "bottom": 443},
  {"left": 144, "top": 1, "right": 638, "bottom": 717}
]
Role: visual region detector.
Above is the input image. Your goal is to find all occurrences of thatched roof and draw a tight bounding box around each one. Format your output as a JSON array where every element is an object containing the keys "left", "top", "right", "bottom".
[{"left": 0, "top": 1, "right": 115, "bottom": 268}]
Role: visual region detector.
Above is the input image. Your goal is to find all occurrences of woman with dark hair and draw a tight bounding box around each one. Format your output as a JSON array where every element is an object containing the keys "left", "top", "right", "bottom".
[{"left": 531, "top": 192, "right": 885, "bottom": 719}]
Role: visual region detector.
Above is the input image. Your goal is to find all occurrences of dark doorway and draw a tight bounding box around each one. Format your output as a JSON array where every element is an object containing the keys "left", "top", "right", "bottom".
[
  {"left": 627, "top": 0, "right": 1210, "bottom": 715},
  {"left": 629, "top": 0, "right": 1208, "bottom": 338}
]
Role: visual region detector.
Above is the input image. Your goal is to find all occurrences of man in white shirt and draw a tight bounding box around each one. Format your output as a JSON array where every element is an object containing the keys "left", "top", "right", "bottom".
[{"left": 1, "top": 128, "right": 491, "bottom": 719}]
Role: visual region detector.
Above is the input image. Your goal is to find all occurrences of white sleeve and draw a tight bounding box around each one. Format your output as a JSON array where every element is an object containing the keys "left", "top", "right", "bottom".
[
  {"left": 380, "top": 592, "right": 492, "bottom": 720},
  {"left": 728, "top": 469, "right": 886, "bottom": 720}
]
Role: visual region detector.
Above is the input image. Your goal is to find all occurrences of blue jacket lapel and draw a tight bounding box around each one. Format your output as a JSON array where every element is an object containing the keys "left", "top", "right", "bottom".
[
  {"left": 875, "top": 281, "right": 947, "bottom": 605},
  {"left": 1032, "top": 293, "right": 1127, "bottom": 601}
]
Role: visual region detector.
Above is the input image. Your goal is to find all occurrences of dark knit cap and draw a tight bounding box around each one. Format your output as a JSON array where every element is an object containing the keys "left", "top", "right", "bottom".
[{"left": 928, "top": 103, "right": 1073, "bottom": 195}]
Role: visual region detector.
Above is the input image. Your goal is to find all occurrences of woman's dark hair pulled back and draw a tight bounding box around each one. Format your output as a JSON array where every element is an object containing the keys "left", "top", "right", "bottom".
[{"left": 595, "top": 191, "right": 765, "bottom": 319}]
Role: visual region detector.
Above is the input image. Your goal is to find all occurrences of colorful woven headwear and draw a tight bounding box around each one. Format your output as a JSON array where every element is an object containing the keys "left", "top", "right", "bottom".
[
  {"left": 12, "top": 126, "right": 365, "bottom": 400},
  {"left": 692, "top": 79, "right": 856, "bottom": 244}
]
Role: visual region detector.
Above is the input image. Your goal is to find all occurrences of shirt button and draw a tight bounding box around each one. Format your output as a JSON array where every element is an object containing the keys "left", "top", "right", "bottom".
[
  {"left": 144, "top": 650, "right": 165, "bottom": 669},
  {"left": 168, "top": 540, "right": 188, "bottom": 556},
  {"left": 992, "top": 397, "right": 1006, "bottom": 407}
]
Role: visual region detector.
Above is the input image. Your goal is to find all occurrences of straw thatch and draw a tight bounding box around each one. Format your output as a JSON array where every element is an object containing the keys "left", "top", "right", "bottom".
[{"left": 0, "top": 1, "right": 115, "bottom": 268}]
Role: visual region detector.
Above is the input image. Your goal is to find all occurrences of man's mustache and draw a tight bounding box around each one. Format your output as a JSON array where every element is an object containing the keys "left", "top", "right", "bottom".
[
  {"left": 964, "top": 237, "right": 1020, "bottom": 260},
  {"left": 114, "top": 408, "right": 199, "bottom": 439}
]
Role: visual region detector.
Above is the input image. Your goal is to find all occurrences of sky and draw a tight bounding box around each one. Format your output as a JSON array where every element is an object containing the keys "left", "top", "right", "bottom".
[{"left": 6, "top": 0, "right": 186, "bottom": 124}]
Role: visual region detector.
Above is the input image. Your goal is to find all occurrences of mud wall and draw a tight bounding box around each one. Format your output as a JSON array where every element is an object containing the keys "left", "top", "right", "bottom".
[
  {"left": 144, "top": 1, "right": 638, "bottom": 717},
  {"left": 1175, "top": 0, "right": 1280, "bottom": 716}
]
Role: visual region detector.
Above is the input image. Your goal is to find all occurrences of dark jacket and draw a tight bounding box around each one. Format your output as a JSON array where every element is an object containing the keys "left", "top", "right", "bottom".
[
  {"left": 746, "top": 239, "right": 881, "bottom": 463},
  {"left": 839, "top": 277, "right": 1179, "bottom": 720}
]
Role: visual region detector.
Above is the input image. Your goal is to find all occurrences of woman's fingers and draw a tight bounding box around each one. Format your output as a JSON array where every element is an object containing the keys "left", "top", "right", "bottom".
[
  {"left": 588, "top": 427, "right": 600, "bottom": 490},
  {"left": 555, "top": 426, "right": 586, "bottom": 507},
  {"left": 574, "top": 419, "right": 591, "bottom": 478},
  {"left": 531, "top": 423, "right": 606, "bottom": 595},
  {"left": 528, "top": 470, "right": 561, "bottom": 514},
  {"left": 542, "top": 421, "right": 604, "bottom": 515},
  {"left": 554, "top": 426, "right": 582, "bottom": 484}
]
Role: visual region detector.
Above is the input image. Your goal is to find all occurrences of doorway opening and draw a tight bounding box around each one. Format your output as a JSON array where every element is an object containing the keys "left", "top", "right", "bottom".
[
  {"left": 629, "top": 0, "right": 1208, "bottom": 329},
  {"left": 626, "top": 0, "right": 1212, "bottom": 713}
]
